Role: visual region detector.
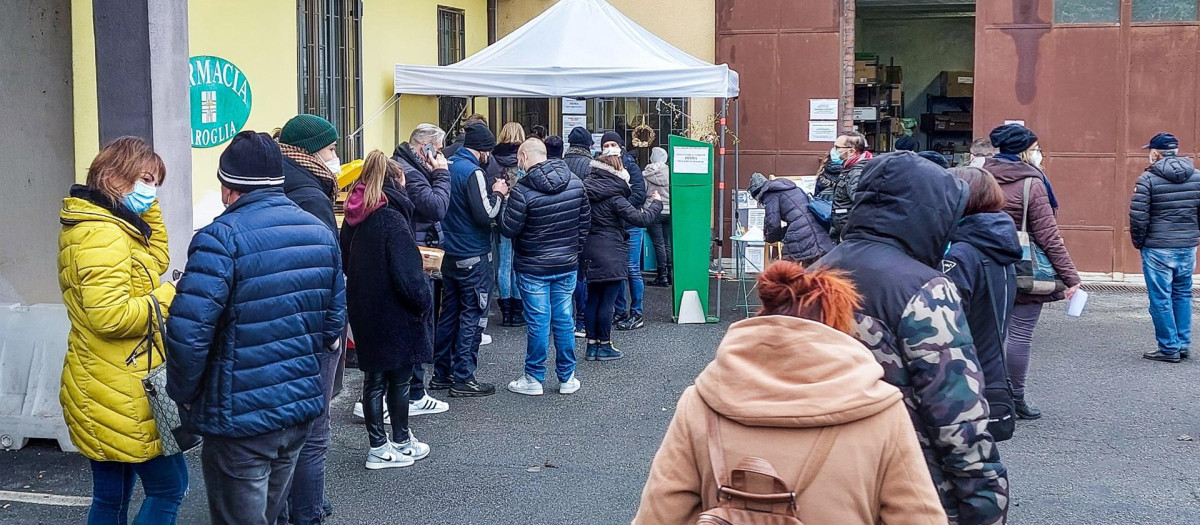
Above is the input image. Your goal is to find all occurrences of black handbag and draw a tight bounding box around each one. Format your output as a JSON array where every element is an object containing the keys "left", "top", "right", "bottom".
[{"left": 130, "top": 297, "right": 203, "bottom": 455}]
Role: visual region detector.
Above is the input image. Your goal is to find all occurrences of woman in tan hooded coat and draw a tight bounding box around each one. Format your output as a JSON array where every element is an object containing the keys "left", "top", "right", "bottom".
[{"left": 632, "top": 261, "right": 946, "bottom": 525}]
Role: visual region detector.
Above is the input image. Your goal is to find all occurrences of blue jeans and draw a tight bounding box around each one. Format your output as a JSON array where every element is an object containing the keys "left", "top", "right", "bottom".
[
  {"left": 286, "top": 347, "right": 341, "bottom": 524},
  {"left": 434, "top": 254, "right": 494, "bottom": 383},
  {"left": 614, "top": 227, "right": 645, "bottom": 316},
  {"left": 89, "top": 453, "right": 188, "bottom": 525},
  {"left": 1142, "top": 247, "right": 1195, "bottom": 354},
  {"left": 497, "top": 237, "right": 521, "bottom": 300},
  {"left": 517, "top": 271, "right": 578, "bottom": 382}
]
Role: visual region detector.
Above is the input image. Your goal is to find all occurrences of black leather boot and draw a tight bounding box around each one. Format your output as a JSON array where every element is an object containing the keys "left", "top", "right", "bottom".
[
  {"left": 499, "top": 299, "right": 514, "bottom": 327},
  {"left": 1013, "top": 396, "right": 1042, "bottom": 420}
]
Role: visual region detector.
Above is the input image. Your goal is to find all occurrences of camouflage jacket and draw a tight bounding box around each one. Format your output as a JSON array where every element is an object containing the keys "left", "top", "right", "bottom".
[{"left": 851, "top": 276, "right": 1009, "bottom": 525}]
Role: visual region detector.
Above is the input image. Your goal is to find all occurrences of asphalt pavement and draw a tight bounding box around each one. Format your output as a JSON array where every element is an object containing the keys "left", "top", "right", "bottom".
[{"left": 2, "top": 284, "right": 1199, "bottom": 524}]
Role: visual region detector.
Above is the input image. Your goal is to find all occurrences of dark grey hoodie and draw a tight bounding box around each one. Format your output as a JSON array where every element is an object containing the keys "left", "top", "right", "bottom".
[{"left": 1130, "top": 155, "right": 1200, "bottom": 249}]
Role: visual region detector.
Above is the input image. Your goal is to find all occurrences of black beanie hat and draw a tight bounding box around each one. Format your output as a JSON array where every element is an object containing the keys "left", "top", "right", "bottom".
[
  {"left": 568, "top": 127, "right": 593, "bottom": 147},
  {"left": 894, "top": 135, "right": 918, "bottom": 152},
  {"left": 545, "top": 136, "right": 565, "bottom": 158},
  {"left": 917, "top": 150, "right": 950, "bottom": 168},
  {"left": 463, "top": 123, "right": 496, "bottom": 152},
  {"left": 989, "top": 124, "right": 1038, "bottom": 155},
  {"left": 218, "top": 131, "right": 284, "bottom": 193},
  {"left": 601, "top": 131, "right": 624, "bottom": 148}
]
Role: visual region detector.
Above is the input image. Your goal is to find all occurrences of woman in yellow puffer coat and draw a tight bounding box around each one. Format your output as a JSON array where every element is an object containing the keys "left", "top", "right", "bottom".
[{"left": 58, "top": 137, "right": 188, "bottom": 524}]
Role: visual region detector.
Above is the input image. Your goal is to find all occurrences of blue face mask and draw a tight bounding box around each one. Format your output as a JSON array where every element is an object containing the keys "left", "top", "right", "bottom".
[
  {"left": 829, "top": 147, "right": 843, "bottom": 164},
  {"left": 123, "top": 181, "right": 157, "bottom": 215},
  {"left": 516, "top": 169, "right": 528, "bottom": 180}
]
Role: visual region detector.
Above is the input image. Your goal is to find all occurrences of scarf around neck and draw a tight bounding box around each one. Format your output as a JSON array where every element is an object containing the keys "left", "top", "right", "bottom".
[
  {"left": 278, "top": 142, "right": 340, "bottom": 200},
  {"left": 994, "top": 153, "right": 1059, "bottom": 209}
]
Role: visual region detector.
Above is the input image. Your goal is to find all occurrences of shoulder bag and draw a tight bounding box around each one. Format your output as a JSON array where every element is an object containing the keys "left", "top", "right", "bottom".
[
  {"left": 1015, "top": 178, "right": 1066, "bottom": 295},
  {"left": 129, "top": 297, "right": 203, "bottom": 456},
  {"left": 698, "top": 407, "right": 838, "bottom": 525}
]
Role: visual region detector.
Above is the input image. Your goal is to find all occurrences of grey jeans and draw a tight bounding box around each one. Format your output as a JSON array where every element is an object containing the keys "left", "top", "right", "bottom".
[{"left": 201, "top": 421, "right": 314, "bottom": 525}]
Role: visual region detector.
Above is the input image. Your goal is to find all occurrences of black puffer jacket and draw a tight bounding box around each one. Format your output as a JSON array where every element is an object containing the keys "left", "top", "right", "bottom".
[
  {"left": 340, "top": 183, "right": 433, "bottom": 372},
  {"left": 499, "top": 159, "right": 590, "bottom": 276},
  {"left": 943, "top": 211, "right": 1022, "bottom": 437},
  {"left": 564, "top": 145, "right": 593, "bottom": 180},
  {"left": 621, "top": 151, "right": 648, "bottom": 208},
  {"left": 751, "top": 178, "right": 833, "bottom": 262},
  {"left": 830, "top": 155, "right": 871, "bottom": 241},
  {"left": 393, "top": 143, "right": 451, "bottom": 247},
  {"left": 581, "top": 161, "right": 662, "bottom": 282},
  {"left": 1130, "top": 155, "right": 1200, "bottom": 249},
  {"left": 282, "top": 157, "right": 338, "bottom": 234}
]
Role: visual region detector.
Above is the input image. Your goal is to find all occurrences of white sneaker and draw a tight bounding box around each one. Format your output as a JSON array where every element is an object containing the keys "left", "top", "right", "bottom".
[
  {"left": 353, "top": 400, "right": 390, "bottom": 423},
  {"left": 364, "top": 443, "right": 413, "bottom": 470},
  {"left": 480, "top": 333, "right": 493, "bottom": 346},
  {"left": 559, "top": 373, "right": 581, "bottom": 395},
  {"left": 392, "top": 431, "right": 431, "bottom": 461},
  {"left": 507, "top": 374, "right": 544, "bottom": 396},
  {"left": 408, "top": 394, "right": 449, "bottom": 416}
]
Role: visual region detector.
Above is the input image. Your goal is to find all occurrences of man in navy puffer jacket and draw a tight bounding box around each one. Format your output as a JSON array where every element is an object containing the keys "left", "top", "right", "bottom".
[
  {"left": 167, "top": 131, "right": 346, "bottom": 525},
  {"left": 499, "top": 139, "right": 590, "bottom": 395}
]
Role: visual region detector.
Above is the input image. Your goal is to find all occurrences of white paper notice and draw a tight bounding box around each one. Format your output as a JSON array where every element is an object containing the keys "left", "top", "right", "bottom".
[
  {"left": 810, "top": 99, "right": 839, "bottom": 120},
  {"left": 796, "top": 176, "right": 817, "bottom": 195},
  {"left": 562, "top": 98, "right": 587, "bottom": 114},
  {"left": 1067, "top": 289, "right": 1089, "bottom": 317},
  {"left": 743, "top": 243, "right": 766, "bottom": 273},
  {"left": 736, "top": 190, "right": 759, "bottom": 209},
  {"left": 1005, "top": 119, "right": 1025, "bottom": 126},
  {"left": 747, "top": 208, "right": 766, "bottom": 231},
  {"left": 673, "top": 146, "right": 710, "bottom": 174},
  {"left": 562, "top": 115, "right": 587, "bottom": 135},
  {"left": 591, "top": 133, "right": 605, "bottom": 154},
  {"left": 809, "top": 121, "right": 838, "bottom": 142}
]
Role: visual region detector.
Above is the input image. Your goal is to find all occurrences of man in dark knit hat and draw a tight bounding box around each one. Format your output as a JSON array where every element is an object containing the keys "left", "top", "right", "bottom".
[
  {"left": 167, "top": 131, "right": 346, "bottom": 525},
  {"left": 433, "top": 123, "right": 509, "bottom": 398}
]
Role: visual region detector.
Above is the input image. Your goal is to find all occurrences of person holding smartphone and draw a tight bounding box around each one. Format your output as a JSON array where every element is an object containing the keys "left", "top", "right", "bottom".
[{"left": 389, "top": 124, "right": 454, "bottom": 416}]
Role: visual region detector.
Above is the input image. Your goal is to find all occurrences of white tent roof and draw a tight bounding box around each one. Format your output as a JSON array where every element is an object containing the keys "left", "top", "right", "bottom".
[{"left": 393, "top": 0, "right": 739, "bottom": 98}]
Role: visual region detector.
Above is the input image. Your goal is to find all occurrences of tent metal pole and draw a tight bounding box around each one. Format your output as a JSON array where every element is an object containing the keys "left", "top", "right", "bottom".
[
  {"left": 716, "top": 98, "right": 728, "bottom": 322},
  {"left": 394, "top": 94, "right": 402, "bottom": 148}
]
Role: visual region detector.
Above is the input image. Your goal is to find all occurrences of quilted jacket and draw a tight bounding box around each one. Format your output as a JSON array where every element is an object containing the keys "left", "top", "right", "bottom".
[
  {"left": 58, "top": 186, "right": 176, "bottom": 462},
  {"left": 166, "top": 188, "right": 346, "bottom": 438}
]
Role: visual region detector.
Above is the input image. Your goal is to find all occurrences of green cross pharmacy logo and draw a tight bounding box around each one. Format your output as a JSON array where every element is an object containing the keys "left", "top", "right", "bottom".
[{"left": 189, "top": 55, "right": 252, "bottom": 148}]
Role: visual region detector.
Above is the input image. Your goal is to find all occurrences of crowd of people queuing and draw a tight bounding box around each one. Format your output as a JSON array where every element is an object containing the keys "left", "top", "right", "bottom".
[{"left": 54, "top": 102, "right": 1200, "bottom": 524}]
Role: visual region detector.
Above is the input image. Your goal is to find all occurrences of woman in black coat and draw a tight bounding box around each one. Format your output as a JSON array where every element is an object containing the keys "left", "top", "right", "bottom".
[
  {"left": 748, "top": 173, "right": 834, "bottom": 265},
  {"left": 581, "top": 155, "right": 662, "bottom": 361},
  {"left": 340, "top": 151, "right": 433, "bottom": 469},
  {"left": 943, "top": 166, "right": 1023, "bottom": 441}
]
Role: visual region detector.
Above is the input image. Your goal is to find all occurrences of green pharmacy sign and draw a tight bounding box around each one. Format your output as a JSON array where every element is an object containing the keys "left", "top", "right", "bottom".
[{"left": 189, "top": 55, "right": 252, "bottom": 148}]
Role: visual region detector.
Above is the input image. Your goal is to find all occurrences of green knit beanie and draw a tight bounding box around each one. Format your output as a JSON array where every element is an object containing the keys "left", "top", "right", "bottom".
[{"left": 279, "top": 114, "right": 338, "bottom": 154}]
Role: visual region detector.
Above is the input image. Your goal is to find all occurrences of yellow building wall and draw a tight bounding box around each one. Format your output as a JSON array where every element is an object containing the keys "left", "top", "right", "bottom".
[
  {"left": 71, "top": 0, "right": 99, "bottom": 183},
  {"left": 496, "top": 0, "right": 718, "bottom": 132},
  {"left": 360, "top": 0, "right": 489, "bottom": 156},
  {"left": 187, "top": 0, "right": 298, "bottom": 223}
]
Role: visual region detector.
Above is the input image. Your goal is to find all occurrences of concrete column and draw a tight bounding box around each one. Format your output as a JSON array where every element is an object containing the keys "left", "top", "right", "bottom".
[
  {"left": 0, "top": 0, "right": 76, "bottom": 304},
  {"left": 93, "top": 0, "right": 192, "bottom": 274}
]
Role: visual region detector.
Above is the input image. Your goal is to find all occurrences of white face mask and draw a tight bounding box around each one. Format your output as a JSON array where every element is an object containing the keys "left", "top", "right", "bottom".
[
  {"left": 324, "top": 156, "right": 341, "bottom": 174},
  {"left": 602, "top": 146, "right": 622, "bottom": 157},
  {"left": 1028, "top": 149, "right": 1043, "bottom": 167}
]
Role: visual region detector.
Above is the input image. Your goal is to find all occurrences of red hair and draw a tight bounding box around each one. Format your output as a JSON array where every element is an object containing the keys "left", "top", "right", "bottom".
[{"left": 756, "top": 260, "right": 861, "bottom": 334}]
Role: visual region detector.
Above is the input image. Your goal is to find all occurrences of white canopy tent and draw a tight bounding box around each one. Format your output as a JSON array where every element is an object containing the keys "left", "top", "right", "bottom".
[
  {"left": 392, "top": 0, "right": 739, "bottom": 98},
  {"left": 389, "top": 0, "right": 741, "bottom": 320}
]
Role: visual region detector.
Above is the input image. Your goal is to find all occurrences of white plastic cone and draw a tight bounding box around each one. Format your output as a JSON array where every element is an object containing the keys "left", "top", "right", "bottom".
[{"left": 677, "top": 290, "right": 706, "bottom": 324}]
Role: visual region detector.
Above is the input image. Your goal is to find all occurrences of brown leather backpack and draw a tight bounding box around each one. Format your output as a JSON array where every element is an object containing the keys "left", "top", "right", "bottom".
[{"left": 698, "top": 408, "right": 839, "bottom": 525}]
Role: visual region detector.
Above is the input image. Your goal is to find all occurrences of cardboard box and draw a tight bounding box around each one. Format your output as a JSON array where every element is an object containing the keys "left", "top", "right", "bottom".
[
  {"left": 937, "top": 71, "right": 974, "bottom": 98},
  {"left": 855, "top": 60, "right": 880, "bottom": 84},
  {"left": 884, "top": 66, "right": 903, "bottom": 85},
  {"left": 890, "top": 87, "right": 903, "bottom": 106}
]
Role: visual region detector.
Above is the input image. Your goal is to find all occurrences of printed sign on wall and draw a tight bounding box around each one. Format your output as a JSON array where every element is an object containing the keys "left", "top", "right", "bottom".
[{"left": 189, "top": 55, "right": 253, "bottom": 148}]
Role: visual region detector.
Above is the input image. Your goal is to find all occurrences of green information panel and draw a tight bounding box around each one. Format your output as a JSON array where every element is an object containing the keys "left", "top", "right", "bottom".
[
  {"left": 189, "top": 55, "right": 252, "bottom": 148},
  {"left": 667, "top": 135, "right": 714, "bottom": 321}
]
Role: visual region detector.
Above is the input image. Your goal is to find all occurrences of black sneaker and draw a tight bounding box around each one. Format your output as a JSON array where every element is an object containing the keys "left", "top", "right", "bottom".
[
  {"left": 1181, "top": 349, "right": 1190, "bottom": 360},
  {"left": 617, "top": 314, "right": 645, "bottom": 331},
  {"left": 428, "top": 377, "right": 454, "bottom": 390},
  {"left": 1143, "top": 350, "right": 1181, "bottom": 363},
  {"left": 450, "top": 380, "right": 497, "bottom": 397},
  {"left": 613, "top": 312, "right": 630, "bottom": 325}
]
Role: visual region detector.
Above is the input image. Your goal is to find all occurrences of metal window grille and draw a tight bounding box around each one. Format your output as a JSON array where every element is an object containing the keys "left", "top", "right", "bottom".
[
  {"left": 298, "top": 0, "right": 363, "bottom": 159},
  {"left": 591, "top": 97, "right": 689, "bottom": 163},
  {"left": 438, "top": 7, "right": 468, "bottom": 137}
]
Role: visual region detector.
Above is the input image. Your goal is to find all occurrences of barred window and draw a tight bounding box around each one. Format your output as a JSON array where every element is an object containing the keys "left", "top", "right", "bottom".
[
  {"left": 437, "top": 6, "right": 468, "bottom": 138},
  {"left": 298, "top": 0, "right": 363, "bottom": 159}
]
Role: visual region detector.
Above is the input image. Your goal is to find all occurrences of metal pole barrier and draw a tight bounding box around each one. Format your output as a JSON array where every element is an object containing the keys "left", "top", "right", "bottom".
[{"left": 715, "top": 99, "right": 728, "bottom": 322}]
